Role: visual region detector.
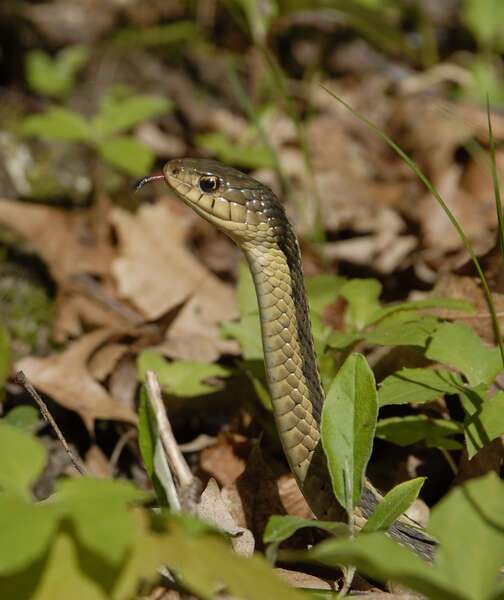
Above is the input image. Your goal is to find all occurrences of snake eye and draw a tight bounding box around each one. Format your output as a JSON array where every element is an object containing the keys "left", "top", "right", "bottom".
[{"left": 199, "top": 175, "right": 220, "bottom": 193}]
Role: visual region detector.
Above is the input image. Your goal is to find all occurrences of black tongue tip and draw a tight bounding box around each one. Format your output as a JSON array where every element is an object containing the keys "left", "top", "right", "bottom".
[{"left": 134, "top": 174, "right": 165, "bottom": 192}]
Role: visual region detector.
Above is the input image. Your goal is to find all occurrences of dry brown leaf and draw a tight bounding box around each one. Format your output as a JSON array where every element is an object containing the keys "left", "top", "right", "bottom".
[
  {"left": 88, "top": 343, "right": 129, "bottom": 381},
  {"left": 16, "top": 328, "right": 138, "bottom": 431},
  {"left": 200, "top": 432, "right": 251, "bottom": 486},
  {"left": 111, "top": 199, "right": 239, "bottom": 361},
  {"left": 84, "top": 444, "right": 114, "bottom": 478},
  {"left": 0, "top": 199, "right": 113, "bottom": 283},
  {"left": 197, "top": 477, "right": 255, "bottom": 557},
  {"left": 274, "top": 568, "right": 334, "bottom": 591},
  {"left": 277, "top": 473, "right": 314, "bottom": 519}
]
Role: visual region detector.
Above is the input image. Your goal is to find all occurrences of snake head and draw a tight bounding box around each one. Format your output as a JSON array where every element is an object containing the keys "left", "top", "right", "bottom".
[{"left": 156, "top": 158, "right": 289, "bottom": 244}]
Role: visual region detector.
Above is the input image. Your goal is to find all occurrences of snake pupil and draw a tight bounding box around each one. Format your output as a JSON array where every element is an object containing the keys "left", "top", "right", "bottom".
[{"left": 199, "top": 176, "right": 219, "bottom": 193}]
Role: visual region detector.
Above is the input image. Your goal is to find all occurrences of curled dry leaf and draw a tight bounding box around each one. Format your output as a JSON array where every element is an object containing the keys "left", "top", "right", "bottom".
[
  {"left": 111, "top": 199, "right": 239, "bottom": 361},
  {"left": 200, "top": 433, "right": 251, "bottom": 486},
  {"left": 16, "top": 328, "right": 138, "bottom": 431},
  {"left": 274, "top": 568, "right": 334, "bottom": 591}
]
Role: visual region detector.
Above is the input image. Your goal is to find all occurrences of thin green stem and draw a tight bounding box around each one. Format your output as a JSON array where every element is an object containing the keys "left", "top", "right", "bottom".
[{"left": 322, "top": 85, "right": 504, "bottom": 366}]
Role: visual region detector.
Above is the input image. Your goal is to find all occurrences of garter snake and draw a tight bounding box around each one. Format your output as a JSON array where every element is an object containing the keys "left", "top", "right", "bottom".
[{"left": 137, "top": 158, "right": 435, "bottom": 559}]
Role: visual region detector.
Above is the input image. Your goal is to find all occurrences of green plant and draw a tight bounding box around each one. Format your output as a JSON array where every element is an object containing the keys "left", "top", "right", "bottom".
[{"left": 20, "top": 86, "right": 172, "bottom": 176}]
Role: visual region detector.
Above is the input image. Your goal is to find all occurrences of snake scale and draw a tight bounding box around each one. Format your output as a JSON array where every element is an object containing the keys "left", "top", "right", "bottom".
[{"left": 137, "top": 158, "right": 435, "bottom": 559}]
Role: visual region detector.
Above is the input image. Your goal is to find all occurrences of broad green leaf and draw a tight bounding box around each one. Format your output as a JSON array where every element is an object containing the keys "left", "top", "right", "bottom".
[
  {"left": 361, "top": 478, "right": 426, "bottom": 533},
  {"left": 462, "top": 389, "right": 504, "bottom": 458},
  {"left": 4, "top": 405, "right": 38, "bottom": 431},
  {"left": 236, "top": 261, "right": 257, "bottom": 315},
  {"left": 95, "top": 136, "right": 155, "bottom": 176},
  {"left": 327, "top": 330, "right": 364, "bottom": 350},
  {"left": 280, "top": 533, "right": 459, "bottom": 600},
  {"left": 339, "top": 279, "right": 382, "bottom": 330},
  {"left": 426, "top": 322, "right": 503, "bottom": 386},
  {"left": 21, "top": 107, "right": 90, "bottom": 141},
  {"left": 91, "top": 94, "right": 171, "bottom": 137},
  {"left": 370, "top": 297, "right": 475, "bottom": 325},
  {"left": 306, "top": 275, "right": 346, "bottom": 314},
  {"left": 194, "top": 133, "right": 275, "bottom": 170},
  {"left": 321, "top": 353, "right": 378, "bottom": 509},
  {"left": 378, "top": 367, "right": 464, "bottom": 407},
  {"left": 263, "top": 515, "right": 348, "bottom": 544},
  {"left": 0, "top": 323, "right": 9, "bottom": 386},
  {"left": 221, "top": 314, "right": 263, "bottom": 360},
  {"left": 366, "top": 314, "right": 437, "bottom": 347},
  {"left": 461, "top": 0, "right": 504, "bottom": 51},
  {"left": 0, "top": 492, "right": 59, "bottom": 575},
  {"left": 56, "top": 477, "right": 148, "bottom": 565},
  {"left": 25, "top": 46, "right": 89, "bottom": 98},
  {"left": 137, "top": 350, "right": 232, "bottom": 396},
  {"left": 0, "top": 423, "right": 47, "bottom": 495},
  {"left": 375, "top": 415, "right": 463, "bottom": 447},
  {"left": 138, "top": 387, "right": 169, "bottom": 506},
  {"left": 429, "top": 472, "right": 504, "bottom": 600}
]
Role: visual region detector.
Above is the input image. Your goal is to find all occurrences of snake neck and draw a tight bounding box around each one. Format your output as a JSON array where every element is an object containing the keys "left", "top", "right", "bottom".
[{"left": 242, "top": 226, "right": 325, "bottom": 488}]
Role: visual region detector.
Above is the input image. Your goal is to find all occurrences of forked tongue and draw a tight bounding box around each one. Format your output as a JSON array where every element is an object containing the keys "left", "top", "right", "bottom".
[{"left": 134, "top": 174, "right": 165, "bottom": 192}]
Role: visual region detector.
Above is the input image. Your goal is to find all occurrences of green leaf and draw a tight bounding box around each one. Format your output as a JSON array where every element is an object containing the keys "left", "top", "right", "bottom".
[
  {"left": 240, "top": 359, "right": 271, "bottom": 410},
  {"left": 95, "top": 136, "right": 155, "bottom": 176},
  {"left": 375, "top": 415, "right": 463, "bottom": 447},
  {"left": 137, "top": 350, "right": 232, "bottom": 396},
  {"left": 370, "top": 297, "right": 475, "bottom": 325},
  {"left": 321, "top": 353, "right": 378, "bottom": 510},
  {"left": 0, "top": 323, "right": 10, "bottom": 387},
  {"left": 0, "top": 422, "right": 47, "bottom": 495},
  {"left": 194, "top": 133, "right": 275, "bottom": 170},
  {"left": 221, "top": 314, "right": 264, "bottom": 360},
  {"left": 21, "top": 107, "right": 90, "bottom": 141},
  {"left": 0, "top": 492, "right": 59, "bottom": 575},
  {"left": 378, "top": 367, "right": 464, "bottom": 407},
  {"left": 236, "top": 261, "right": 258, "bottom": 315},
  {"left": 234, "top": 0, "right": 278, "bottom": 43},
  {"left": 366, "top": 314, "right": 437, "bottom": 347},
  {"left": 425, "top": 322, "right": 503, "bottom": 386},
  {"left": 280, "top": 533, "right": 460, "bottom": 600},
  {"left": 91, "top": 93, "right": 171, "bottom": 137},
  {"left": 263, "top": 515, "right": 348, "bottom": 544},
  {"left": 429, "top": 472, "right": 504, "bottom": 600},
  {"left": 462, "top": 389, "right": 504, "bottom": 458},
  {"left": 114, "top": 21, "right": 200, "bottom": 46},
  {"left": 339, "top": 279, "right": 382, "bottom": 330},
  {"left": 361, "top": 478, "right": 426, "bottom": 533},
  {"left": 4, "top": 405, "right": 38, "bottom": 431},
  {"left": 326, "top": 331, "right": 364, "bottom": 350},
  {"left": 56, "top": 477, "right": 148, "bottom": 565},
  {"left": 306, "top": 275, "right": 345, "bottom": 314},
  {"left": 25, "top": 46, "right": 90, "bottom": 98},
  {"left": 461, "top": 0, "right": 504, "bottom": 51}
]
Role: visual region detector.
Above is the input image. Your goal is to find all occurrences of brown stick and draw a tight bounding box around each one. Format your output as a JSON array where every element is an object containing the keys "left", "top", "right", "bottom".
[{"left": 15, "top": 370, "right": 86, "bottom": 476}]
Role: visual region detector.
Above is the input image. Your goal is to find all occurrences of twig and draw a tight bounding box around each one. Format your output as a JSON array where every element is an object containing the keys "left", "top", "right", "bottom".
[
  {"left": 145, "top": 371, "right": 193, "bottom": 488},
  {"left": 15, "top": 371, "right": 86, "bottom": 476},
  {"left": 110, "top": 427, "right": 137, "bottom": 472}
]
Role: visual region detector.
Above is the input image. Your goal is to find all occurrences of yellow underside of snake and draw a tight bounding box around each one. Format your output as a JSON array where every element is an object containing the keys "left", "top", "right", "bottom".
[{"left": 138, "top": 158, "right": 435, "bottom": 560}]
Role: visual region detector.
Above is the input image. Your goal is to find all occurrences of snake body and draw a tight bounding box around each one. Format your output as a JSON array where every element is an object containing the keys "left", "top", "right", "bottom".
[{"left": 141, "top": 158, "right": 435, "bottom": 559}]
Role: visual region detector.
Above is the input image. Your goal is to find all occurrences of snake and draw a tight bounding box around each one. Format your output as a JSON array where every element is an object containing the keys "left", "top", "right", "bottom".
[{"left": 137, "top": 158, "right": 435, "bottom": 559}]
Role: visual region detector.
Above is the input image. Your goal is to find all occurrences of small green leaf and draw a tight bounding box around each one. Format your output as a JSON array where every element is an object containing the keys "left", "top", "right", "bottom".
[
  {"left": 25, "top": 46, "right": 89, "bottom": 98},
  {"left": 462, "top": 389, "right": 504, "bottom": 458},
  {"left": 96, "top": 136, "right": 155, "bottom": 176},
  {"left": 326, "top": 331, "right": 364, "bottom": 350},
  {"left": 21, "top": 107, "right": 90, "bottom": 141},
  {"left": 194, "top": 132, "right": 275, "bottom": 170},
  {"left": 461, "top": 0, "right": 504, "bottom": 51},
  {"left": 91, "top": 94, "right": 171, "bottom": 137},
  {"left": 361, "top": 478, "right": 426, "bottom": 533},
  {"left": 57, "top": 477, "right": 148, "bottom": 565},
  {"left": 240, "top": 359, "right": 271, "bottom": 410},
  {"left": 263, "top": 515, "right": 348, "bottom": 544},
  {"left": 370, "top": 297, "right": 475, "bottom": 325},
  {"left": 0, "top": 323, "right": 10, "bottom": 387},
  {"left": 375, "top": 415, "right": 463, "bottom": 447},
  {"left": 340, "top": 279, "right": 382, "bottom": 330},
  {"left": 114, "top": 21, "right": 200, "bottom": 46},
  {"left": 137, "top": 350, "right": 232, "bottom": 396},
  {"left": 221, "top": 314, "right": 263, "bottom": 360},
  {"left": 0, "top": 493, "right": 59, "bottom": 575},
  {"left": 4, "top": 406, "right": 38, "bottom": 431},
  {"left": 306, "top": 275, "right": 345, "bottom": 314},
  {"left": 366, "top": 314, "right": 437, "bottom": 347},
  {"left": 236, "top": 261, "right": 258, "bottom": 316},
  {"left": 321, "top": 353, "right": 378, "bottom": 510},
  {"left": 378, "top": 367, "right": 464, "bottom": 407},
  {"left": 425, "top": 322, "right": 503, "bottom": 386},
  {"left": 0, "top": 423, "right": 47, "bottom": 495}
]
